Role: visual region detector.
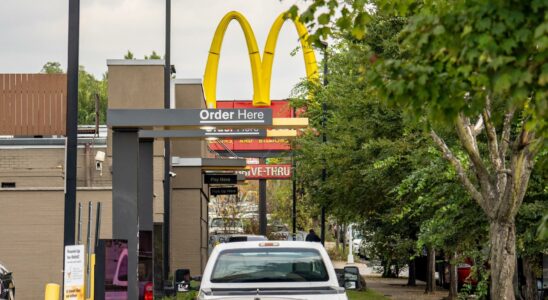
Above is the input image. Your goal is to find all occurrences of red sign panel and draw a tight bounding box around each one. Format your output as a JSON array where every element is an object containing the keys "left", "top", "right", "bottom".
[
  {"left": 239, "top": 164, "right": 292, "bottom": 180},
  {"left": 209, "top": 100, "right": 292, "bottom": 151}
]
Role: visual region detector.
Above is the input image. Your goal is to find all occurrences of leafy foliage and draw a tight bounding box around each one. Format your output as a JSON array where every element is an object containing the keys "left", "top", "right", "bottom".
[
  {"left": 290, "top": 5, "right": 547, "bottom": 295},
  {"left": 41, "top": 61, "right": 63, "bottom": 74},
  {"left": 40, "top": 62, "right": 107, "bottom": 125}
]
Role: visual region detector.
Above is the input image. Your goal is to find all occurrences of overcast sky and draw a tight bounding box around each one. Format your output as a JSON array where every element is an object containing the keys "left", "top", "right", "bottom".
[{"left": 0, "top": 0, "right": 318, "bottom": 100}]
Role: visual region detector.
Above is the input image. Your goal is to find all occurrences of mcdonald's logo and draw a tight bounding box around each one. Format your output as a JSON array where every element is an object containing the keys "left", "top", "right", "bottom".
[{"left": 204, "top": 11, "right": 318, "bottom": 108}]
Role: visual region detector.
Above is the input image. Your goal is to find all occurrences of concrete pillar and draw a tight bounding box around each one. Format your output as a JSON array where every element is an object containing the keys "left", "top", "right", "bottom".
[
  {"left": 170, "top": 79, "right": 209, "bottom": 275},
  {"left": 112, "top": 128, "right": 139, "bottom": 299},
  {"left": 107, "top": 59, "right": 165, "bottom": 223},
  {"left": 107, "top": 60, "right": 165, "bottom": 295}
]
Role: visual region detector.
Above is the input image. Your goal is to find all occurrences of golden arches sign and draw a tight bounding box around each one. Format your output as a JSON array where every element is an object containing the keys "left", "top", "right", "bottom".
[{"left": 203, "top": 11, "right": 318, "bottom": 108}]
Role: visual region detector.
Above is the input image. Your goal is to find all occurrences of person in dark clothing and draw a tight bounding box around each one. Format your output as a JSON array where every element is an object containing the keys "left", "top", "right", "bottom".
[{"left": 305, "top": 229, "right": 321, "bottom": 242}]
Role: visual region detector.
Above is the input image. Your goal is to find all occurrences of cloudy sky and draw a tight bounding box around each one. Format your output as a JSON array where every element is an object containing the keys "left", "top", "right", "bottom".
[{"left": 0, "top": 0, "right": 318, "bottom": 100}]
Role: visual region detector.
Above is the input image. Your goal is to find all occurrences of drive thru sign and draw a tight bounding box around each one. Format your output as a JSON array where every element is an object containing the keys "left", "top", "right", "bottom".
[{"left": 240, "top": 164, "right": 292, "bottom": 179}]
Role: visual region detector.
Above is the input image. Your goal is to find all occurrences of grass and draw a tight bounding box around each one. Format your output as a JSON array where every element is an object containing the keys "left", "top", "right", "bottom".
[{"left": 347, "top": 289, "right": 389, "bottom": 300}]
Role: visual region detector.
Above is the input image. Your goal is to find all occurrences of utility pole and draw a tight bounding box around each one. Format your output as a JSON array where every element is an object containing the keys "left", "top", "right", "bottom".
[
  {"left": 65, "top": 0, "right": 79, "bottom": 248},
  {"left": 292, "top": 151, "right": 297, "bottom": 239},
  {"left": 163, "top": 0, "right": 172, "bottom": 282},
  {"left": 292, "top": 108, "right": 297, "bottom": 240},
  {"left": 320, "top": 42, "right": 328, "bottom": 245},
  {"left": 259, "top": 158, "right": 268, "bottom": 236},
  {"left": 63, "top": 0, "right": 79, "bottom": 297}
]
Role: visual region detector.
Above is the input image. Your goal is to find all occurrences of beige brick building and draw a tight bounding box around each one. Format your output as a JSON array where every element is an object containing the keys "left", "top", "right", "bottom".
[{"left": 0, "top": 61, "right": 212, "bottom": 299}]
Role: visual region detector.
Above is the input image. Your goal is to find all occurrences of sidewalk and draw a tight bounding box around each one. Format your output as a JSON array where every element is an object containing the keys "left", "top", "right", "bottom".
[
  {"left": 333, "top": 261, "right": 449, "bottom": 300},
  {"left": 366, "top": 277, "right": 448, "bottom": 300}
]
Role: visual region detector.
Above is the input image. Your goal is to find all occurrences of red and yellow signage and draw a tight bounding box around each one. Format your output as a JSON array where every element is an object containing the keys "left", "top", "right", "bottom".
[
  {"left": 239, "top": 164, "right": 292, "bottom": 180},
  {"left": 209, "top": 100, "right": 293, "bottom": 151}
]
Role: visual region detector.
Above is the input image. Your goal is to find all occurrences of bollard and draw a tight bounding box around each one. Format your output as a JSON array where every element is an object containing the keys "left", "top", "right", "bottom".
[
  {"left": 45, "top": 283, "right": 60, "bottom": 300},
  {"left": 87, "top": 254, "right": 95, "bottom": 300}
]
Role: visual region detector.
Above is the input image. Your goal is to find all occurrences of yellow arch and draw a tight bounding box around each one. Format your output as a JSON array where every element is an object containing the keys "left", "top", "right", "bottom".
[
  {"left": 203, "top": 11, "right": 318, "bottom": 108},
  {"left": 203, "top": 11, "right": 264, "bottom": 108},
  {"left": 261, "top": 13, "right": 318, "bottom": 103}
]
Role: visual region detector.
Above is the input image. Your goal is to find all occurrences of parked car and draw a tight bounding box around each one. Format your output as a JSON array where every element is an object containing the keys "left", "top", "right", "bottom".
[
  {"left": 0, "top": 262, "right": 14, "bottom": 300},
  {"left": 209, "top": 218, "right": 244, "bottom": 235},
  {"left": 268, "top": 223, "right": 290, "bottom": 240},
  {"left": 198, "top": 241, "right": 348, "bottom": 300},
  {"left": 358, "top": 239, "right": 374, "bottom": 260},
  {"left": 227, "top": 235, "right": 267, "bottom": 243}
]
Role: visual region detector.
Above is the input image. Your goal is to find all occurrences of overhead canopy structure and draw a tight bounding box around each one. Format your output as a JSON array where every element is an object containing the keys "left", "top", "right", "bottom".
[{"left": 107, "top": 108, "right": 308, "bottom": 129}]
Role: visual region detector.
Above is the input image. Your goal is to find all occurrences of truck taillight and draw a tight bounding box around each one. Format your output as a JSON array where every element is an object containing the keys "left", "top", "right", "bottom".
[
  {"left": 259, "top": 242, "right": 279, "bottom": 247},
  {"left": 144, "top": 282, "right": 153, "bottom": 300}
]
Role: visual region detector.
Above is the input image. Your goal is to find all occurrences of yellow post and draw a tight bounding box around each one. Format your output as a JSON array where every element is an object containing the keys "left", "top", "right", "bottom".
[
  {"left": 44, "top": 283, "right": 60, "bottom": 300},
  {"left": 87, "top": 254, "right": 95, "bottom": 300}
]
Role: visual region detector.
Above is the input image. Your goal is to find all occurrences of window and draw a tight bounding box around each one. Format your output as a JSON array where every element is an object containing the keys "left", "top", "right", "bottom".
[{"left": 211, "top": 248, "right": 329, "bottom": 283}]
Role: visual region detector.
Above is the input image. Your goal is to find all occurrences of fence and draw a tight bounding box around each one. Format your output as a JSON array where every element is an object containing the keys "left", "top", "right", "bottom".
[{"left": 0, "top": 74, "right": 67, "bottom": 136}]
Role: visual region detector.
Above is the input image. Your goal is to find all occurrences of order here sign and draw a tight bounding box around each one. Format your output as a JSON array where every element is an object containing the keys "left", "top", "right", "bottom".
[{"left": 240, "top": 164, "right": 292, "bottom": 179}]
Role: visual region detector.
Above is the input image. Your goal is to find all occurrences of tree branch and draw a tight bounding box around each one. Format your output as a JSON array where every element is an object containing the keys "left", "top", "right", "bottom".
[
  {"left": 430, "top": 130, "right": 488, "bottom": 212},
  {"left": 455, "top": 114, "right": 492, "bottom": 183},
  {"left": 472, "top": 115, "right": 484, "bottom": 136},
  {"left": 454, "top": 113, "right": 496, "bottom": 211},
  {"left": 482, "top": 99, "right": 502, "bottom": 172},
  {"left": 499, "top": 108, "right": 515, "bottom": 169}
]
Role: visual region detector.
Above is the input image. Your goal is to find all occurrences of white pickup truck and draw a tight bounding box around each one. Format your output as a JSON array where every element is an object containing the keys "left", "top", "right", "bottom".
[{"left": 198, "top": 241, "right": 348, "bottom": 300}]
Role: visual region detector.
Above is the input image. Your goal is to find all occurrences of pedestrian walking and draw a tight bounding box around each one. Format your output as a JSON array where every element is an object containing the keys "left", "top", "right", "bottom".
[{"left": 305, "top": 229, "right": 321, "bottom": 242}]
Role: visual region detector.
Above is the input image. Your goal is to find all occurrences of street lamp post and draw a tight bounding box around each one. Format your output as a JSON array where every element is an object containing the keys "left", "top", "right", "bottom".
[
  {"left": 320, "top": 42, "right": 328, "bottom": 245},
  {"left": 163, "top": 0, "right": 172, "bottom": 284}
]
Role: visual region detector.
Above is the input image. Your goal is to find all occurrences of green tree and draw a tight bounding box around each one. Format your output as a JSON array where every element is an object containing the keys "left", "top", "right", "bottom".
[
  {"left": 144, "top": 50, "right": 162, "bottom": 60},
  {"left": 78, "top": 66, "right": 107, "bottom": 125},
  {"left": 292, "top": 1, "right": 546, "bottom": 298},
  {"left": 124, "top": 50, "right": 135, "bottom": 59},
  {"left": 41, "top": 61, "right": 63, "bottom": 74},
  {"left": 291, "top": 32, "right": 424, "bottom": 279},
  {"left": 40, "top": 62, "right": 107, "bottom": 125}
]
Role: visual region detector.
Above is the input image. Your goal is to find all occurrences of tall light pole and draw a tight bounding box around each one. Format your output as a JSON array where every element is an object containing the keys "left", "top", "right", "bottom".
[
  {"left": 292, "top": 108, "right": 298, "bottom": 239},
  {"left": 64, "top": 0, "right": 79, "bottom": 252},
  {"left": 320, "top": 41, "right": 328, "bottom": 245},
  {"left": 64, "top": 0, "right": 79, "bottom": 298},
  {"left": 163, "top": 0, "right": 172, "bottom": 282}
]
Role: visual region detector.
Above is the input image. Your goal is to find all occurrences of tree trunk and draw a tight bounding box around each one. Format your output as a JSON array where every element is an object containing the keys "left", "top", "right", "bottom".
[
  {"left": 521, "top": 256, "right": 538, "bottom": 300},
  {"left": 342, "top": 225, "right": 346, "bottom": 254},
  {"left": 426, "top": 247, "right": 436, "bottom": 293},
  {"left": 489, "top": 221, "right": 517, "bottom": 300},
  {"left": 407, "top": 257, "right": 416, "bottom": 286},
  {"left": 335, "top": 224, "right": 340, "bottom": 251},
  {"left": 449, "top": 252, "right": 458, "bottom": 300}
]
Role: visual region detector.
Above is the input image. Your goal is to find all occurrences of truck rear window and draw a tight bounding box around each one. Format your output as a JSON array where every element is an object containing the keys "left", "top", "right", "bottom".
[{"left": 211, "top": 248, "right": 329, "bottom": 283}]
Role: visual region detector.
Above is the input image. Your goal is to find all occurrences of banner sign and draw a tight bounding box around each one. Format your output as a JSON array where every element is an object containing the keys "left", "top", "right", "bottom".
[
  {"left": 198, "top": 109, "right": 272, "bottom": 126},
  {"left": 239, "top": 164, "right": 292, "bottom": 179},
  {"left": 210, "top": 187, "right": 239, "bottom": 196},
  {"left": 209, "top": 100, "right": 292, "bottom": 151},
  {"left": 206, "top": 128, "right": 266, "bottom": 137},
  {"left": 64, "top": 245, "right": 85, "bottom": 300},
  {"left": 205, "top": 174, "right": 238, "bottom": 184},
  {"left": 107, "top": 108, "right": 272, "bottom": 127}
]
